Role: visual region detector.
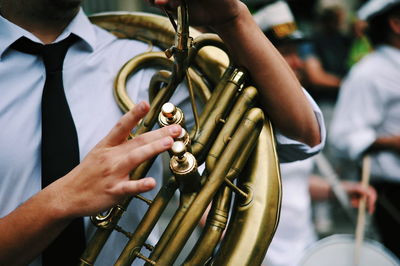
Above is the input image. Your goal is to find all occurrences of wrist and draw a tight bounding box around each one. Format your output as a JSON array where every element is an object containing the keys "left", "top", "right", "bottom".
[{"left": 43, "top": 176, "right": 77, "bottom": 221}]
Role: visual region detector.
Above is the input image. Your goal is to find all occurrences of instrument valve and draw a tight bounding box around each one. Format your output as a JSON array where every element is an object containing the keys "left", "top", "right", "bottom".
[
  {"left": 162, "top": 102, "right": 177, "bottom": 120},
  {"left": 170, "top": 141, "right": 201, "bottom": 192},
  {"left": 172, "top": 141, "right": 187, "bottom": 163},
  {"left": 175, "top": 128, "right": 191, "bottom": 150},
  {"left": 159, "top": 102, "right": 185, "bottom": 127}
]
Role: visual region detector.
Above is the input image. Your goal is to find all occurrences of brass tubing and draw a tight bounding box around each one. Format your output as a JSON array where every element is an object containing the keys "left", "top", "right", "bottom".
[
  {"left": 185, "top": 69, "right": 200, "bottom": 139},
  {"left": 189, "top": 34, "right": 231, "bottom": 69},
  {"left": 206, "top": 86, "right": 258, "bottom": 172},
  {"left": 176, "top": 1, "right": 189, "bottom": 51},
  {"left": 225, "top": 113, "right": 264, "bottom": 183},
  {"left": 146, "top": 149, "right": 201, "bottom": 264},
  {"left": 155, "top": 108, "right": 264, "bottom": 265},
  {"left": 139, "top": 73, "right": 183, "bottom": 134},
  {"left": 79, "top": 228, "right": 113, "bottom": 266},
  {"left": 114, "top": 177, "right": 179, "bottom": 266},
  {"left": 191, "top": 69, "right": 246, "bottom": 162},
  {"left": 114, "top": 52, "right": 173, "bottom": 113},
  {"left": 148, "top": 70, "right": 171, "bottom": 103},
  {"left": 145, "top": 191, "right": 197, "bottom": 265},
  {"left": 213, "top": 122, "right": 282, "bottom": 266},
  {"left": 184, "top": 186, "right": 232, "bottom": 266},
  {"left": 188, "top": 65, "right": 234, "bottom": 141},
  {"left": 184, "top": 113, "right": 262, "bottom": 265}
]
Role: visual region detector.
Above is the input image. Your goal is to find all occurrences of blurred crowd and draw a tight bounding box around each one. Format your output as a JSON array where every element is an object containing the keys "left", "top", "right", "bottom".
[{"left": 251, "top": 0, "right": 400, "bottom": 265}]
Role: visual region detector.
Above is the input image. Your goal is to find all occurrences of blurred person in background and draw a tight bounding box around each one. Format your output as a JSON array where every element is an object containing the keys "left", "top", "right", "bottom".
[
  {"left": 347, "top": 16, "right": 373, "bottom": 67},
  {"left": 330, "top": 0, "right": 400, "bottom": 258},
  {"left": 253, "top": 2, "right": 376, "bottom": 266},
  {"left": 298, "top": 5, "right": 352, "bottom": 100}
]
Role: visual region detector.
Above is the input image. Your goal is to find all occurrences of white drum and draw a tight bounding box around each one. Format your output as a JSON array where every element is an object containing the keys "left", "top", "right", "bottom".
[{"left": 299, "top": 234, "right": 399, "bottom": 266}]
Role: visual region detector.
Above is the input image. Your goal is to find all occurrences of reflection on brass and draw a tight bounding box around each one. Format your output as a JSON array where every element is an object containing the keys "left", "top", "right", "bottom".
[
  {"left": 158, "top": 102, "right": 185, "bottom": 127},
  {"left": 82, "top": 1, "right": 281, "bottom": 265},
  {"left": 175, "top": 128, "right": 191, "bottom": 148},
  {"left": 170, "top": 141, "right": 201, "bottom": 193}
]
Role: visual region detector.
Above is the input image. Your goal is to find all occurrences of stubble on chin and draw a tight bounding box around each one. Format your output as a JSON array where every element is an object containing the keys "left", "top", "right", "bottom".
[
  {"left": 51, "top": 0, "right": 83, "bottom": 9},
  {"left": 38, "top": 0, "right": 82, "bottom": 21}
]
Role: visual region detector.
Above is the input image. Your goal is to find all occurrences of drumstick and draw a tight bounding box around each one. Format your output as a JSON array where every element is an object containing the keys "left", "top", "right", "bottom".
[
  {"left": 315, "top": 154, "right": 355, "bottom": 223},
  {"left": 354, "top": 155, "right": 371, "bottom": 266}
]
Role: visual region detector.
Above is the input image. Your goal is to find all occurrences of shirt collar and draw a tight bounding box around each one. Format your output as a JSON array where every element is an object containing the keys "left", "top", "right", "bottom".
[
  {"left": 61, "top": 8, "right": 96, "bottom": 52},
  {"left": 0, "top": 8, "right": 96, "bottom": 59}
]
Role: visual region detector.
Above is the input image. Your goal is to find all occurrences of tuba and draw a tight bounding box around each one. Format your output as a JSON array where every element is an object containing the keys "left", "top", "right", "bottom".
[{"left": 80, "top": 2, "right": 282, "bottom": 265}]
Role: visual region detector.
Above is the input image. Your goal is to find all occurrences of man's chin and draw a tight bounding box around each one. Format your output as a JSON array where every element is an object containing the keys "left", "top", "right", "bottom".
[
  {"left": 41, "top": 0, "right": 82, "bottom": 20},
  {"left": 49, "top": 0, "right": 83, "bottom": 10}
]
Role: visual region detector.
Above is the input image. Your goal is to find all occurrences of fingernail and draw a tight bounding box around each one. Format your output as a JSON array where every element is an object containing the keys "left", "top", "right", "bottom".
[
  {"left": 169, "top": 125, "right": 180, "bottom": 135},
  {"left": 163, "top": 137, "right": 173, "bottom": 147},
  {"left": 144, "top": 178, "right": 154, "bottom": 187},
  {"left": 139, "top": 102, "right": 146, "bottom": 112}
]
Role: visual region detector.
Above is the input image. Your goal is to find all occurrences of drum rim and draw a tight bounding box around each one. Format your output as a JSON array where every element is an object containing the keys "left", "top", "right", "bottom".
[{"left": 299, "top": 234, "right": 400, "bottom": 265}]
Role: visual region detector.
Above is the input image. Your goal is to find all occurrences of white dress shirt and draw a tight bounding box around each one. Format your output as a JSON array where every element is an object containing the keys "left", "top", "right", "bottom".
[
  {"left": 330, "top": 45, "right": 400, "bottom": 182},
  {"left": 0, "top": 9, "right": 325, "bottom": 265}
]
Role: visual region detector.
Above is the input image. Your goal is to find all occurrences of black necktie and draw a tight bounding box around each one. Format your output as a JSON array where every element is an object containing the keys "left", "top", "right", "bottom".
[{"left": 11, "top": 35, "right": 86, "bottom": 266}]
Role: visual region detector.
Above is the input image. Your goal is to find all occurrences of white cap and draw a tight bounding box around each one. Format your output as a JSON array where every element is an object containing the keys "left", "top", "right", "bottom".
[
  {"left": 253, "top": 1, "right": 295, "bottom": 32},
  {"left": 253, "top": 0, "right": 304, "bottom": 44},
  {"left": 358, "top": 0, "right": 400, "bottom": 20}
]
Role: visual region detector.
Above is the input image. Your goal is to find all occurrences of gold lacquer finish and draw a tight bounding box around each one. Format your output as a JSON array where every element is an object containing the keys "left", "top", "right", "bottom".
[
  {"left": 81, "top": 2, "right": 281, "bottom": 265},
  {"left": 158, "top": 102, "right": 185, "bottom": 128}
]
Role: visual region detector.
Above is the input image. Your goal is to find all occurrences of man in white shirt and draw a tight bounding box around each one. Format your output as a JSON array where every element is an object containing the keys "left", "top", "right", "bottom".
[
  {"left": 0, "top": 0, "right": 325, "bottom": 265},
  {"left": 330, "top": 0, "right": 400, "bottom": 258}
]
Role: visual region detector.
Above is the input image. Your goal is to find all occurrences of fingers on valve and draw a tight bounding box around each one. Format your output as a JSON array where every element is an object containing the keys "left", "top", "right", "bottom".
[
  {"left": 120, "top": 177, "right": 157, "bottom": 195},
  {"left": 121, "top": 136, "right": 174, "bottom": 171},
  {"left": 106, "top": 101, "right": 150, "bottom": 146},
  {"left": 125, "top": 124, "right": 181, "bottom": 150}
]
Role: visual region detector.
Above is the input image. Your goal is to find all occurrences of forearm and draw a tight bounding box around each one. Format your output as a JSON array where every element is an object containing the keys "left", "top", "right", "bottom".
[
  {"left": 213, "top": 3, "right": 320, "bottom": 147},
  {"left": 368, "top": 135, "right": 400, "bottom": 153},
  {"left": 309, "top": 175, "right": 332, "bottom": 201},
  {"left": 0, "top": 102, "right": 180, "bottom": 264},
  {"left": 0, "top": 186, "right": 71, "bottom": 265},
  {"left": 305, "top": 58, "right": 342, "bottom": 88}
]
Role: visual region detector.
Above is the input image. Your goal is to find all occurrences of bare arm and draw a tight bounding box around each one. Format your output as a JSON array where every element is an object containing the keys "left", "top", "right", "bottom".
[
  {"left": 309, "top": 175, "right": 332, "bottom": 200},
  {"left": 153, "top": 0, "right": 321, "bottom": 147},
  {"left": 213, "top": 4, "right": 321, "bottom": 147},
  {"left": 304, "top": 57, "right": 342, "bottom": 88},
  {"left": 0, "top": 102, "right": 182, "bottom": 265},
  {"left": 367, "top": 135, "right": 400, "bottom": 153}
]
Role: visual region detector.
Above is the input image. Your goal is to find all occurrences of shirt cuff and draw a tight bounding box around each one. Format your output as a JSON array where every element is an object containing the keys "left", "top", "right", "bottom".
[
  {"left": 275, "top": 89, "right": 326, "bottom": 163},
  {"left": 347, "top": 129, "right": 376, "bottom": 160}
]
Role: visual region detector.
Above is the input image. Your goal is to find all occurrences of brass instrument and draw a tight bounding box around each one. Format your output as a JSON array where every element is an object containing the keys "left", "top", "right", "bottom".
[{"left": 80, "top": 2, "right": 282, "bottom": 265}]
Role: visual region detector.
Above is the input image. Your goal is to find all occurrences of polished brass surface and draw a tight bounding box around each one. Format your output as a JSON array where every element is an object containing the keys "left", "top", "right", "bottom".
[
  {"left": 213, "top": 122, "right": 282, "bottom": 265},
  {"left": 158, "top": 102, "right": 185, "bottom": 127},
  {"left": 174, "top": 128, "right": 191, "bottom": 148},
  {"left": 81, "top": 3, "right": 282, "bottom": 265}
]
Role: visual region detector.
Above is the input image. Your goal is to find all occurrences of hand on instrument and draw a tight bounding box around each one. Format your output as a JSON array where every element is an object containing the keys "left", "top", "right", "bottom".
[
  {"left": 149, "top": 0, "right": 244, "bottom": 28},
  {"left": 149, "top": 0, "right": 322, "bottom": 148},
  {"left": 341, "top": 181, "right": 377, "bottom": 214},
  {"left": 47, "top": 101, "right": 182, "bottom": 218}
]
